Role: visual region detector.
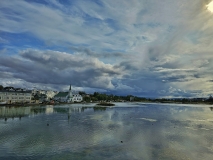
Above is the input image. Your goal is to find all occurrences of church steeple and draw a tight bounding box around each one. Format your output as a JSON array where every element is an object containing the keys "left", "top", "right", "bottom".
[{"left": 67, "top": 84, "right": 73, "bottom": 102}]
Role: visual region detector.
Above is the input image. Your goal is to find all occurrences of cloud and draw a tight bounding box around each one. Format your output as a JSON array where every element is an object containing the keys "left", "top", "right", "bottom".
[
  {"left": 0, "top": 0, "right": 206, "bottom": 52},
  {"left": 1, "top": 0, "right": 213, "bottom": 97},
  {"left": 0, "top": 49, "right": 124, "bottom": 90},
  {"left": 0, "top": 37, "right": 8, "bottom": 43},
  {"left": 70, "top": 46, "right": 125, "bottom": 59}
]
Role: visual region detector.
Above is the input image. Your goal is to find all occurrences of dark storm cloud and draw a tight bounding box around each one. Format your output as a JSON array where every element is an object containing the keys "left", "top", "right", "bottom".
[
  {"left": 0, "top": 50, "right": 124, "bottom": 89},
  {"left": 0, "top": 70, "right": 13, "bottom": 79},
  {"left": 21, "top": 49, "right": 94, "bottom": 70},
  {"left": 0, "top": 46, "right": 208, "bottom": 97}
]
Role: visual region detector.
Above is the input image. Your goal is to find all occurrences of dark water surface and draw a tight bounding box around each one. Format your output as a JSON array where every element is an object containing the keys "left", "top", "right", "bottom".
[{"left": 1, "top": 103, "right": 213, "bottom": 160}]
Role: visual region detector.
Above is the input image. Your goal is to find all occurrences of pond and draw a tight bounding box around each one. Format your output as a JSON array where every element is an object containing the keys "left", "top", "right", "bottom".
[{"left": 0, "top": 103, "right": 213, "bottom": 160}]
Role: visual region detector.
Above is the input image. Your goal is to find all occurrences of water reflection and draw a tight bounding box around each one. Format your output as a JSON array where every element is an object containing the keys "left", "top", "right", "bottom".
[
  {"left": 0, "top": 105, "right": 90, "bottom": 120},
  {"left": 45, "top": 106, "right": 54, "bottom": 114},
  {"left": 82, "top": 106, "right": 107, "bottom": 112},
  {"left": 0, "top": 106, "right": 31, "bottom": 119},
  {"left": 0, "top": 103, "right": 213, "bottom": 160},
  {"left": 0, "top": 105, "right": 112, "bottom": 120}
]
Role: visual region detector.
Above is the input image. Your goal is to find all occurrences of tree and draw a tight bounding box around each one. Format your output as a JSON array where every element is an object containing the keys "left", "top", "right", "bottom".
[
  {"left": 207, "top": 95, "right": 213, "bottom": 103},
  {"left": 91, "top": 97, "right": 98, "bottom": 101},
  {"left": 0, "top": 85, "right": 3, "bottom": 90},
  {"left": 4, "top": 86, "right": 14, "bottom": 90},
  {"left": 84, "top": 96, "right": 91, "bottom": 102},
  {"left": 79, "top": 91, "right": 86, "bottom": 95},
  {"left": 93, "top": 92, "right": 99, "bottom": 97}
]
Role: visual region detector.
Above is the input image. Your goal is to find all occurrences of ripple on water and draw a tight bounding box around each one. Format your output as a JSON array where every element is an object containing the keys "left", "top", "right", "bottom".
[{"left": 1, "top": 104, "right": 213, "bottom": 160}]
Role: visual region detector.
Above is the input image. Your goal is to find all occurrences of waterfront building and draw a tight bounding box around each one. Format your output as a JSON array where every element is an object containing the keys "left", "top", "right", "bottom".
[
  {"left": 54, "top": 92, "right": 70, "bottom": 102},
  {"left": 54, "top": 85, "right": 82, "bottom": 102},
  {"left": 0, "top": 89, "right": 32, "bottom": 104},
  {"left": 32, "top": 89, "right": 58, "bottom": 100},
  {"left": 72, "top": 93, "right": 83, "bottom": 102}
]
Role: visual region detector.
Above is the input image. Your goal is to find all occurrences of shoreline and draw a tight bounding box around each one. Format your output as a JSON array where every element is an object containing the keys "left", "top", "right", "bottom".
[
  {"left": 0, "top": 101, "right": 212, "bottom": 108},
  {"left": 0, "top": 102, "right": 75, "bottom": 107}
]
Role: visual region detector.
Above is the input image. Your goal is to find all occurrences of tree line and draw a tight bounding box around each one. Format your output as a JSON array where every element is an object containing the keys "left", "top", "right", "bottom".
[{"left": 1, "top": 85, "right": 213, "bottom": 104}]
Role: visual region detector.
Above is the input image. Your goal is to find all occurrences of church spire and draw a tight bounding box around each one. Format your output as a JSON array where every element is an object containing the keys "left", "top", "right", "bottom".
[{"left": 67, "top": 84, "right": 73, "bottom": 102}]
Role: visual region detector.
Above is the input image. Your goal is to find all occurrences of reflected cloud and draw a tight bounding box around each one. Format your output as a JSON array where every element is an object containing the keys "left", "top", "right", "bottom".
[
  {"left": 0, "top": 103, "right": 213, "bottom": 159},
  {"left": 139, "top": 118, "right": 157, "bottom": 122}
]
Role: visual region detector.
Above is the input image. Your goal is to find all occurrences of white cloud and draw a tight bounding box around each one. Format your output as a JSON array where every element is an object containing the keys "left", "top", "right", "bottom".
[{"left": 1, "top": 0, "right": 213, "bottom": 97}]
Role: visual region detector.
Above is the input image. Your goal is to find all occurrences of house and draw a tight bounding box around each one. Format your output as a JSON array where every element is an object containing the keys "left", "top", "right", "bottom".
[
  {"left": 54, "top": 92, "right": 70, "bottom": 102},
  {"left": 54, "top": 85, "right": 83, "bottom": 103},
  {"left": 0, "top": 89, "right": 32, "bottom": 104},
  {"left": 130, "top": 96, "right": 134, "bottom": 101},
  {"left": 72, "top": 93, "right": 83, "bottom": 102},
  {"left": 32, "top": 89, "right": 58, "bottom": 101}
]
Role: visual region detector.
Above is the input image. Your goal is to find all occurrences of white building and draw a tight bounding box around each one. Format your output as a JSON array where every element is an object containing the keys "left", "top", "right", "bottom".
[
  {"left": 46, "top": 91, "right": 58, "bottom": 99},
  {"left": 72, "top": 94, "right": 83, "bottom": 102},
  {"left": 0, "top": 90, "right": 32, "bottom": 104},
  {"left": 32, "top": 90, "right": 58, "bottom": 100},
  {"left": 54, "top": 85, "right": 83, "bottom": 103}
]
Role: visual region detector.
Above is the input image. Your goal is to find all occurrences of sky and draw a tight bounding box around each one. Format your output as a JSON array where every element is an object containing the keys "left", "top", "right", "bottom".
[{"left": 0, "top": 0, "right": 213, "bottom": 98}]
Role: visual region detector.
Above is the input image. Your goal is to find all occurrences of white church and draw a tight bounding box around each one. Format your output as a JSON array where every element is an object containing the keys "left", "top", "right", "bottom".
[{"left": 54, "top": 85, "right": 83, "bottom": 103}]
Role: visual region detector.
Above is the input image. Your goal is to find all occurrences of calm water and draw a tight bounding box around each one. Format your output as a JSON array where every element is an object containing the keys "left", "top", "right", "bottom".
[{"left": 0, "top": 103, "right": 213, "bottom": 160}]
